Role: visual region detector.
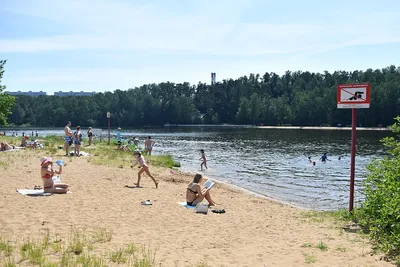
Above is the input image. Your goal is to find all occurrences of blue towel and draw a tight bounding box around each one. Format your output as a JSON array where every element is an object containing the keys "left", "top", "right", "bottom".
[{"left": 178, "top": 202, "right": 195, "bottom": 209}]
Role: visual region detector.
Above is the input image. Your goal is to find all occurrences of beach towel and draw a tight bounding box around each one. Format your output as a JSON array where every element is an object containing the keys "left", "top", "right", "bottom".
[
  {"left": 16, "top": 176, "right": 63, "bottom": 196},
  {"left": 16, "top": 189, "right": 52, "bottom": 196},
  {"left": 178, "top": 202, "right": 195, "bottom": 209}
]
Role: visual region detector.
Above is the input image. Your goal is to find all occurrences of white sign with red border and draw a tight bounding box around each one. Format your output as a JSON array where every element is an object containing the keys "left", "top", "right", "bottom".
[{"left": 337, "top": 83, "right": 370, "bottom": 109}]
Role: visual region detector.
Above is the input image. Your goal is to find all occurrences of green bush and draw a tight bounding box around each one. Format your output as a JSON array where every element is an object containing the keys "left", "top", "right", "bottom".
[{"left": 355, "top": 116, "right": 400, "bottom": 261}]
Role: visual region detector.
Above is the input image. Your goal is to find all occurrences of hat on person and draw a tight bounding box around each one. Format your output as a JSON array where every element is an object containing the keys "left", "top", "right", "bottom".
[
  {"left": 40, "top": 156, "right": 52, "bottom": 166},
  {"left": 88, "top": 127, "right": 92, "bottom": 130},
  {"left": 118, "top": 127, "right": 121, "bottom": 130}
]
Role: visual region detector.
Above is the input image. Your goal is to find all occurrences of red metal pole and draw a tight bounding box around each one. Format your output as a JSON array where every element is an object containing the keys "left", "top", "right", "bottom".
[
  {"left": 108, "top": 117, "right": 111, "bottom": 145},
  {"left": 349, "top": 108, "right": 357, "bottom": 212}
]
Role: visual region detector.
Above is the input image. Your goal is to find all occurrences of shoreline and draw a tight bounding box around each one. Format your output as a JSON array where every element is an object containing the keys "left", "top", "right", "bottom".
[
  {"left": 178, "top": 168, "right": 309, "bottom": 211},
  {"left": 164, "top": 124, "right": 392, "bottom": 131},
  {"left": 1, "top": 125, "right": 392, "bottom": 132}
]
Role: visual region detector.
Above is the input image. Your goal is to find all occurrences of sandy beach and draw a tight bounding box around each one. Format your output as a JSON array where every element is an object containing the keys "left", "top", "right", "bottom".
[{"left": 0, "top": 149, "right": 393, "bottom": 267}]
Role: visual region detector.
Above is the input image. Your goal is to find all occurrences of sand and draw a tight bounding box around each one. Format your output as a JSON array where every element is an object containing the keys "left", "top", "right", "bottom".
[{"left": 0, "top": 149, "right": 393, "bottom": 267}]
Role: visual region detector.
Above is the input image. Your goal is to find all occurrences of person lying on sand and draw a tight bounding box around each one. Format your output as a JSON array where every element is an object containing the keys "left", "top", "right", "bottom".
[
  {"left": 40, "top": 156, "right": 69, "bottom": 193},
  {"left": 0, "top": 141, "right": 14, "bottom": 151},
  {"left": 186, "top": 174, "right": 216, "bottom": 206},
  {"left": 119, "top": 145, "right": 132, "bottom": 152}
]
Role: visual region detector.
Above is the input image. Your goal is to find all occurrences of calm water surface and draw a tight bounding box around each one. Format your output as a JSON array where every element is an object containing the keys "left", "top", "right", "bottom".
[{"left": 4, "top": 127, "right": 391, "bottom": 211}]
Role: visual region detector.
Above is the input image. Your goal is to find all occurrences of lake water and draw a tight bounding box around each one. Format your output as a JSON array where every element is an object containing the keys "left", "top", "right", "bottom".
[{"left": 3, "top": 127, "right": 391, "bottom": 211}]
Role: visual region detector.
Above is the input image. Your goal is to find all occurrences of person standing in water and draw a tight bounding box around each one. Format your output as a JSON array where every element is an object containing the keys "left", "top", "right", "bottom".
[
  {"left": 200, "top": 149, "right": 208, "bottom": 171},
  {"left": 144, "top": 136, "right": 155, "bottom": 155},
  {"left": 320, "top": 153, "right": 329, "bottom": 162},
  {"left": 130, "top": 151, "right": 158, "bottom": 188}
]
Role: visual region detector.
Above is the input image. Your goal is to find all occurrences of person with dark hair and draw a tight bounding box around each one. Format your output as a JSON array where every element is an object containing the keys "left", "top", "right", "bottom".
[
  {"left": 87, "top": 127, "right": 93, "bottom": 146},
  {"left": 186, "top": 174, "right": 216, "bottom": 206},
  {"left": 64, "top": 121, "right": 73, "bottom": 156},
  {"left": 116, "top": 127, "right": 122, "bottom": 149},
  {"left": 200, "top": 149, "right": 208, "bottom": 170},
  {"left": 144, "top": 136, "right": 155, "bottom": 155},
  {"left": 130, "top": 151, "right": 158, "bottom": 188},
  {"left": 320, "top": 153, "right": 329, "bottom": 162},
  {"left": 73, "top": 126, "right": 82, "bottom": 156}
]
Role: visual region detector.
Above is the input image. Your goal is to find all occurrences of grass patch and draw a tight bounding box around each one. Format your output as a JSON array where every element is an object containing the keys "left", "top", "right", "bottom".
[
  {"left": 92, "top": 228, "right": 113, "bottom": 243},
  {"left": 19, "top": 240, "right": 45, "bottom": 265},
  {"left": 0, "top": 229, "right": 157, "bottom": 266},
  {"left": 316, "top": 241, "right": 328, "bottom": 251},
  {"left": 0, "top": 237, "right": 13, "bottom": 257},
  {"left": 109, "top": 249, "right": 127, "bottom": 264},
  {"left": 304, "top": 253, "right": 316, "bottom": 264},
  {"left": 301, "top": 243, "right": 313, "bottom": 248},
  {"left": 0, "top": 160, "right": 9, "bottom": 168}
]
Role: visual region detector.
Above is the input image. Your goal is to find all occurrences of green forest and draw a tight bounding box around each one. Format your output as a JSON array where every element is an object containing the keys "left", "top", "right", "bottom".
[{"left": 6, "top": 65, "right": 400, "bottom": 128}]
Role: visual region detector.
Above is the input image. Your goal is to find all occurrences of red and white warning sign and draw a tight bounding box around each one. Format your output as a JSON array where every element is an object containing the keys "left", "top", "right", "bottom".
[{"left": 337, "top": 83, "right": 370, "bottom": 108}]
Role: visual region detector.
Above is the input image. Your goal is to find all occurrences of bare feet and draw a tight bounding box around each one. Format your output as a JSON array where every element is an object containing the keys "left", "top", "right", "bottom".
[
  {"left": 155, "top": 181, "right": 159, "bottom": 189},
  {"left": 133, "top": 183, "right": 140, "bottom": 187}
]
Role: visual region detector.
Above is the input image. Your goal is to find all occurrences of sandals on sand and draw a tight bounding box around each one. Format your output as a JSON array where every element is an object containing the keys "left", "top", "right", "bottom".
[
  {"left": 211, "top": 209, "right": 226, "bottom": 214},
  {"left": 141, "top": 200, "right": 152, "bottom": 205}
]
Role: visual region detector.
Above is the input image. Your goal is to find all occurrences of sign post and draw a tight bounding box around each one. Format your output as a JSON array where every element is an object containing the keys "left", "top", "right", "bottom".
[
  {"left": 107, "top": 112, "right": 111, "bottom": 145},
  {"left": 337, "top": 83, "right": 370, "bottom": 212}
]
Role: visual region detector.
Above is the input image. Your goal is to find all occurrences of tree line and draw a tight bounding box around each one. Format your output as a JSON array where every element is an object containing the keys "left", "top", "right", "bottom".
[{"left": 5, "top": 65, "right": 400, "bottom": 128}]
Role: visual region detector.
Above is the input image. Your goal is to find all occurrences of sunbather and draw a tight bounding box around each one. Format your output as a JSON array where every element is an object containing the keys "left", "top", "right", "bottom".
[
  {"left": 40, "top": 156, "right": 69, "bottom": 193},
  {"left": 119, "top": 145, "right": 132, "bottom": 152},
  {"left": 186, "top": 174, "right": 216, "bottom": 206},
  {"left": 0, "top": 141, "right": 13, "bottom": 151}
]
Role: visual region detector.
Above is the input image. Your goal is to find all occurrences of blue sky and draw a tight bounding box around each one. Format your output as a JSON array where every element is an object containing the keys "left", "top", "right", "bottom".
[{"left": 1, "top": 0, "right": 400, "bottom": 94}]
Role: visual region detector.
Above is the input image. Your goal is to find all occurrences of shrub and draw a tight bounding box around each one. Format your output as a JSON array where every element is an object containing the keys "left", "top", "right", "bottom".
[{"left": 355, "top": 116, "right": 400, "bottom": 260}]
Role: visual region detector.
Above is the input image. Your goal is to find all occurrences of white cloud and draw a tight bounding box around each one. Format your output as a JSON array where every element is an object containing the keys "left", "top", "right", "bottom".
[
  {"left": 2, "top": 0, "right": 399, "bottom": 56},
  {"left": 2, "top": 0, "right": 400, "bottom": 92}
]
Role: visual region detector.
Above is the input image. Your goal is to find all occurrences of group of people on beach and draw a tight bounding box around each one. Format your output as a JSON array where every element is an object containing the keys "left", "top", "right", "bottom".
[
  {"left": 64, "top": 121, "right": 85, "bottom": 156},
  {"left": 40, "top": 122, "right": 216, "bottom": 207}
]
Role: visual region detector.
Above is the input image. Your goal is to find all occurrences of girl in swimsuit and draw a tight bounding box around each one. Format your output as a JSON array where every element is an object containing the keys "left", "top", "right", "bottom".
[
  {"left": 73, "top": 126, "right": 82, "bottom": 156},
  {"left": 131, "top": 151, "right": 159, "bottom": 188},
  {"left": 186, "top": 174, "right": 216, "bottom": 206},
  {"left": 40, "top": 156, "right": 69, "bottom": 193},
  {"left": 200, "top": 149, "right": 208, "bottom": 171}
]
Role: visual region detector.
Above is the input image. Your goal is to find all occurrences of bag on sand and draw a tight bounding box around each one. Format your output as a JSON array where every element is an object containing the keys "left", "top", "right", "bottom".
[{"left": 195, "top": 203, "right": 209, "bottom": 214}]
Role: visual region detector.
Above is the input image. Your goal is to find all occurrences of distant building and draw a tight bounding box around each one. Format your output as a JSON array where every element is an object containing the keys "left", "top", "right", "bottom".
[
  {"left": 54, "top": 91, "right": 96, "bottom": 97},
  {"left": 211, "top": 72, "right": 216, "bottom": 85},
  {"left": 7, "top": 91, "right": 47, "bottom": 97}
]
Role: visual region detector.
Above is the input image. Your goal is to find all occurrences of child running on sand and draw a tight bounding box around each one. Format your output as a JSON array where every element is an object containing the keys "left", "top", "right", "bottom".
[
  {"left": 130, "top": 151, "right": 158, "bottom": 188},
  {"left": 200, "top": 149, "right": 208, "bottom": 171}
]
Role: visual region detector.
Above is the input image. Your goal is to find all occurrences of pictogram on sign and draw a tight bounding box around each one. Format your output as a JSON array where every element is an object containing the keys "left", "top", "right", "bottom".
[{"left": 337, "top": 83, "right": 370, "bottom": 109}]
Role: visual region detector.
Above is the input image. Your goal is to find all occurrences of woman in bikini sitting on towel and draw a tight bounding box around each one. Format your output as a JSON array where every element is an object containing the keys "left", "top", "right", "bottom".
[
  {"left": 186, "top": 174, "right": 216, "bottom": 206},
  {"left": 40, "top": 156, "right": 69, "bottom": 193}
]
